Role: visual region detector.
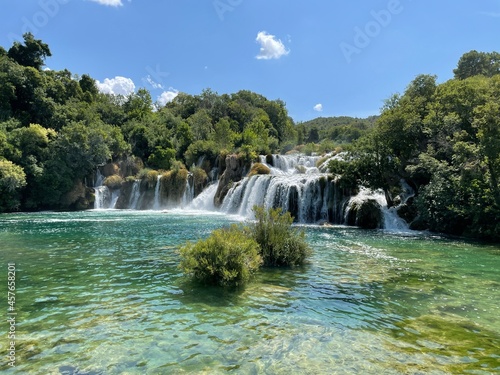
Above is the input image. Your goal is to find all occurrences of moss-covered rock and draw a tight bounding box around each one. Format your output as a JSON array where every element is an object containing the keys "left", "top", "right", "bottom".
[
  {"left": 248, "top": 163, "right": 271, "bottom": 177},
  {"left": 191, "top": 167, "right": 208, "bottom": 197},
  {"left": 214, "top": 154, "right": 251, "bottom": 207},
  {"left": 161, "top": 168, "right": 189, "bottom": 206},
  {"left": 102, "top": 163, "right": 120, "bottom": 177},
  {"left": 103, "top": 174, "right": 123, "bottom": 190},
  {"left": 346, "top": 199, "right": 383, "bottom": 229}
]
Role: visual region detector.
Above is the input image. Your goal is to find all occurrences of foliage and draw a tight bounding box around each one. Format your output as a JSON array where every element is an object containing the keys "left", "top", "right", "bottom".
[
  {"left": 0, "top": 159, "right": 26, "bottom": 211},
  {"left": 453, "top": 50, "right": 500, "bottom": 80},
  {"left": 179, "top": 224, "right": 262, "bottom": 287},
  {"left": 147, "top": 147, "right": 176, "bottom": 170},
  {"left": 331, "top": 53, "right": 500, "bottom": 241},
  {"left": 7, "top": 33, "right": 51, "bottom": 70},
  {"left": 250, "top": 206, "right": 312, "bottom": 267},
  {"left": 296, "top": 116, "right": 376, "bottom": 145},
  {"left": 179, "top": 206, "right": 312, "bottom": 287}
]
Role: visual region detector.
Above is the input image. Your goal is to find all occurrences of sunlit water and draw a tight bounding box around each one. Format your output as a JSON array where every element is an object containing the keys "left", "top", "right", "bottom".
[{"left": 0, "top": 210, "right": 499, "bottom": 374}]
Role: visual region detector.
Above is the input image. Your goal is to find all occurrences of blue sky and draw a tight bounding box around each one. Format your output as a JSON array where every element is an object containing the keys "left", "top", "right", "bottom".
[{"left": 1, "top": 0, "right": 500, "bottom": 122}]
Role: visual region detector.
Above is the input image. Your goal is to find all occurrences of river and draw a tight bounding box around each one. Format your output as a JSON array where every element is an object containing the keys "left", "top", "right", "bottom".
[{"left": 0, "top": 210, "right": 499, "bottom": 374}]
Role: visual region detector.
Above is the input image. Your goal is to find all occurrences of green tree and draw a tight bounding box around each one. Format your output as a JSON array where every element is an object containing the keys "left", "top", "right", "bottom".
[
  {"left": 473, "top": 100, "right": 500, "bottom": 206},
  {"left": 211, "top": 118, "right": 236, "bottom": 151},
  {"left": 7, "top": 33, "right": 51, "bottom": 70},
  {"left": 0, "top": 159, "right": 26, "bottom": 211},
  {"left": 454, "top": 50, "right": 500, "bottom": 80},
  {"left": 188, "top": 109, "right": 213, "bottom": 141}
]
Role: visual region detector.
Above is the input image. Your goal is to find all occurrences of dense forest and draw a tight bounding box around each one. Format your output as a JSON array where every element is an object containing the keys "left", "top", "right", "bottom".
[
  {"left": 0, "top": 34, "right": 499, "bottom": 241},
  {"left": 330, "top": 51, "right": 500, "bottom": 241}
]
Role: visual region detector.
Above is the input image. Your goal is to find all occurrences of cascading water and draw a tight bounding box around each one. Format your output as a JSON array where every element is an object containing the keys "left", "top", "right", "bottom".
[
  {"left": 92, "top": 153, "right": 411, "bottom": 230},
  {"left": 128, "top": 180, "right": 141, "bottom": 210},
  {"left": 152, "top": 175, "right": 162, "bottom": 210},
  {"left": 94, "top": 169, "right": 109, "bottom": 209},
  {"left": 221, "top": 154, "right": 344, "bottom": 223},
  {"left": 188, "top": 182, "right": 219, "bottom": 211},
  {"left": 344, "top": 187, "right": 410, "bottom": 231},
  {"left": 181, "top": 174, "right": 195, "bottom": 208}
]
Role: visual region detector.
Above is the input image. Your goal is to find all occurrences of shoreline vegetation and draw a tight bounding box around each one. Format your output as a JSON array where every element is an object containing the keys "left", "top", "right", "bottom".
[{"left": 0, "top": 34, "right": 499, "bottom": 242}]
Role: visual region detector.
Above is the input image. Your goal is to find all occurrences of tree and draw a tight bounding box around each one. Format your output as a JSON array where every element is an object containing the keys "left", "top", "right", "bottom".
[
  {"left": 188, "top": 109, "right": 213, "bottom": 141},
  {"left": 473, "top": 100, "right": 500, "bottom": 207},
  {"left": 211, "top": 118, "right": 236, "bottom": 151},
  {"left": 0, "top": 159, "right": 26, "bottom": 211},
  {"left": 454, "top": 50, "right": 500, "bottom": 80},
  {"left": 7, "top": 33, "right": 51, "bottom": 70}
]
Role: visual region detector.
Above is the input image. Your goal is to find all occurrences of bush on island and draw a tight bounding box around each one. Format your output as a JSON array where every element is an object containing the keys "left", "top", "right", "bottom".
[
  {"left": 179, "top": 224, "right": 262, "bottom": 287},
  {"left": 250, "top": 206, "right": 312, "bottom": 267},
  {"left": 178, "top": 206, "right": 312, "bottom": 287}
]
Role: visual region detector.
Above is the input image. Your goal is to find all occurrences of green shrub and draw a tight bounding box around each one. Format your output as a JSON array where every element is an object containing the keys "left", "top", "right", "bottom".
[
  {"left": 179, "top": 224, "right": 262, "bottom": 287},
  {"left": 250, "top": 206, "right": 312, "bottom": 267},
  {"left": 147, "top": 146, "right": 176, "bottom": 170}
]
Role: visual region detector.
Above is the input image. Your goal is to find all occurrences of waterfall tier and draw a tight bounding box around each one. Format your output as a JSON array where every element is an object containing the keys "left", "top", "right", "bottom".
[{"left": 90, "top": 154, "right": 410, "bottom": 230}]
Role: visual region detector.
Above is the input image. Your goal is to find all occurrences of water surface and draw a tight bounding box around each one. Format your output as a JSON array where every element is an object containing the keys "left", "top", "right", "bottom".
[{"left": 0, "top": 210, "right": 499, "bottom": 374}]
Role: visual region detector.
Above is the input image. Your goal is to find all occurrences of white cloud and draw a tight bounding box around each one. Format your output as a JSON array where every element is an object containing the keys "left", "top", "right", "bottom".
[
  {"left": 157, "top": 89, "right": 179, "bottom": 106},
  {"left": 96, "top": 76, "right": 135, "bottom": 96},
  {"left": 255, "top": 31, "right": 290, "bottom": 60},
  {"left": 314, "top": 103, "right": 323, "bottom": 112},
  {"left": 89, "top": 0, "right": 125, "bottom": 6}
]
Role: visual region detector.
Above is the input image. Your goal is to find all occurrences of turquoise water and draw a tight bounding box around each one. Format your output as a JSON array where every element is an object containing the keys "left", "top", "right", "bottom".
[{"left": 0, "top": 210, "right": 499, "bottom": 374}]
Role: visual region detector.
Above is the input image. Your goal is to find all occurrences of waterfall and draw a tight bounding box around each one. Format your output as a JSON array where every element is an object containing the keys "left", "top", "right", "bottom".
[
  {"left": 110, "top": 189, "right": 120, "bottom": 209},
  {"left": 153, "top": 175, "right": 162, "bottom": 210},
  {"left": 181, "top": 174, "right": 195, "bottom": 208},
  {"left": 188, "top": 182, "right": 219, "bottom": 211},
  {"left": 94, "top": 186, "right": 110, "bottom": 210},
  {"left": 128, "top": 180, "right": 141, "bottom": 210},
  {"left": 345, "top": 187, "right": 410, "bottom": 231},
  {"left": 221, "top": 154, "right": 341, "bottom": 223},
  {"left": 94, "top": 169, "right": 109, "bottom": 209}
]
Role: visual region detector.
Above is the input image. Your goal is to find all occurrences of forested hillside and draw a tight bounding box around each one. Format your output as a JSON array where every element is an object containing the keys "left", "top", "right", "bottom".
[
  {"left": 0, "top": 33, "right": 299, "bottom": 212},
  {"left": 329, "top": 51, "right": 500, "bottom": 241},
  {"left": 296, "top": 115, "right": 377, "bottom": 146},
  {"left": 1, "top": 34, "right": 498, "bottom": 241}
]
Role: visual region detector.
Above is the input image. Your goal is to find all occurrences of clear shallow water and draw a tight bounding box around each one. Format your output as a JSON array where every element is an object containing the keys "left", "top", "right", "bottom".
[{"left": 0, "top": 210, "right": 499, "bottom": 374}]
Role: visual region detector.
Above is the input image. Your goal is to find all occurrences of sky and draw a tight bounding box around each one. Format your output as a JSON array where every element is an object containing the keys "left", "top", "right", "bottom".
[{"left": 1, "top": 0, "right": 500, "bottom": 122}]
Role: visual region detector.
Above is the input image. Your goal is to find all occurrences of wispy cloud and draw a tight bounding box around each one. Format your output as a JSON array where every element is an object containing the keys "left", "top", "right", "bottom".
[
  {"left": 255, "top": 31, "right": 290, "bottom": 60},
  {"left": 313, "top": 104, "right": 323, "bottom": 112},
  {"left": 96, "top": 76, "right": 135, "bottom": 96},
  {"left": 89, "top": 0, "right": 127, "bottom": 7},
  {"left": 478, "top": 11, "right": 500, "bottom": 18}
]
